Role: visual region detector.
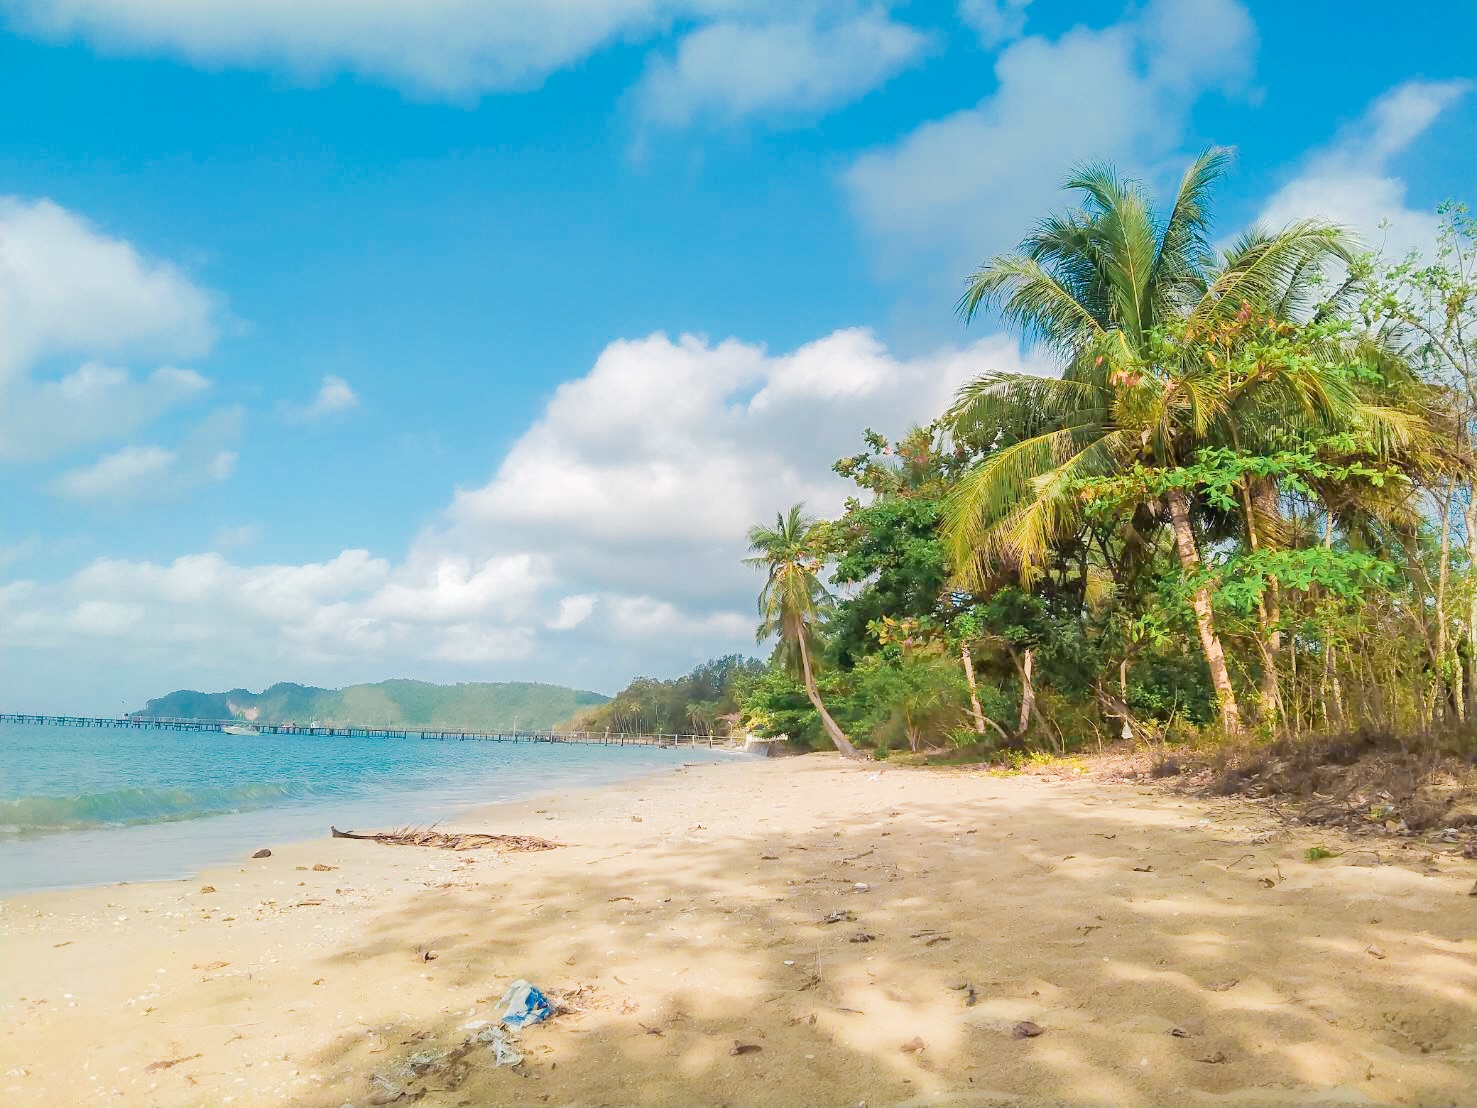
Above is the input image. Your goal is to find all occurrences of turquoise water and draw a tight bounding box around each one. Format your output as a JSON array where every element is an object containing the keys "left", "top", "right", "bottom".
[{"left": 0, "top": 721, "right": 729, "bottom": 893}]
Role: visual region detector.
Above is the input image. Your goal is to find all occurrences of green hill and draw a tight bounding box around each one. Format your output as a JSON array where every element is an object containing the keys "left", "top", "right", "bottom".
[{"left": 133, "top": 679, "right": 608, "bottom": 730}]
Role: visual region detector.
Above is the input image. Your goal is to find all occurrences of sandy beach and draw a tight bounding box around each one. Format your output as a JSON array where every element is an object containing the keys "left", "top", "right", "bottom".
[{"left": 2, "top": 754, "right": 1473, "bottom": 1107}]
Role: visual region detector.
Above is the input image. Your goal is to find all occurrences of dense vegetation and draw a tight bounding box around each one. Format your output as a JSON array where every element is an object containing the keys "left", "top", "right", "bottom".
[
  {"left": 134, "top": 679, "right": 608, "bottom": 730},
  {"left": 571, "top": 655, "right": 762, "bottom": 735},
  {"left": 738, "top": 152, "right": 1476, "bottom": 758}
]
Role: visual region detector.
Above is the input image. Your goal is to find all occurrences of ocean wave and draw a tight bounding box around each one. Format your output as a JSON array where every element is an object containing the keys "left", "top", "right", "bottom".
[{"left": 0, "top": 780, "right": 317, "bottom": 836}]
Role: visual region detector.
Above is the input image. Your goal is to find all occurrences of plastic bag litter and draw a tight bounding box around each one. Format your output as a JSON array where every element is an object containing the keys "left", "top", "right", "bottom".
[
  {"left": 475, "top": 1024, "right": 524, "bottom": 1066},
  {"left": 497, "top": 979, "right": 554, "bottom": 1028}
]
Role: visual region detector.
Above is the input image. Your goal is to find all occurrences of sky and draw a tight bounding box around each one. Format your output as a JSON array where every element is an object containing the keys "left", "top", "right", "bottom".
[{"left": 0, "top": 0, "right": 1473, "bottom": 714}]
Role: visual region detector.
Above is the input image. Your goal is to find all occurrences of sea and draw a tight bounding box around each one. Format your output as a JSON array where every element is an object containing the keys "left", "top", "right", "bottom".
[{"left": 0, "top": 720, "right": 732, "bottom": 894}]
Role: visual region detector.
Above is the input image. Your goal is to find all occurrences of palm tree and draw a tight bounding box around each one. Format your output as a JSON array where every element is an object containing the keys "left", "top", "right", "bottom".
[
  {"left": 745, "top": 504, "right": 858, "bottom": 757},
  {"left": 943, "top": 149, "right": 1364, "bottom": 735}
]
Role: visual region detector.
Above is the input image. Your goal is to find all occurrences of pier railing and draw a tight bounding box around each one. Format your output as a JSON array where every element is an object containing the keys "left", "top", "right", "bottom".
[{"left": 0, "top": 712, "right": 729, "bottom": 749}]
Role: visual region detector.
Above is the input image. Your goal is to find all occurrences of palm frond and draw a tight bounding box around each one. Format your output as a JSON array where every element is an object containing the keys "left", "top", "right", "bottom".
[{"left": 959, "top": 255, "right": 1109, "bottom": 357}]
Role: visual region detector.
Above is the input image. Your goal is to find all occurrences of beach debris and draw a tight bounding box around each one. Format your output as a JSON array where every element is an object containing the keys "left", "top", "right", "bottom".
[
  {"left": 1365, "top": 945, "right": 1386, "bottom": 960},
  {"left": 1206, "top": 978, "right": 1239, "bottom": 992},
  {"left": 821, "top": 909, "right": 856, "bottom": 924},
  {"left": 911, "top": 929, "right": 951, "bottom": 946},
  {"left": 251, "top": 848, "right": 272, "bottom": 859},
  {"left": 464, "top": 1023, "right": 523, "bottom": 1066},
  {"left": 1197, "top": 1050, "right": 1229, "bottom": 1064},
  {"left": 498, "top": 979, "right": 554, "bottom": 1028},
  {"left": 853, "top": 882, "right": 871, "bottom": 892},
  {"left": 199, "top": 886, "right": 215, "bottom": 894},
  {"left": 966, "top": 985, "right": 979, "bottom": 1007},
  {"left": 900, "top": 1036, "right": 926, "bottom": 1054},
  {"left": 849, "top": 932, "right": 876, "bottom": 943},
  {"left": 1132, "top": 864, "right": 1153, "bottom": 872},
  {"left": 417, "top": 949, "right": 437, "bottom": 962},
  {"left": 730, "top": 1042, "right": 762, "bottom": 1055},
  {"left": 1170, "top": 1027, "right": 1191, "bottom": 1038},
  {"left": 1012, "top": 1021, "right": 1043, "bottom": 1039},
  {"left": 52, "top": 941, "right": 72, "bottom": 948},
  {"left": 191, "top": 961, "right": 229, "bottom": 971},
  {"left": 1469, "top": 880, "right": 1477, "bottom": 896},
  {"left": 367, "top": 1074, "right": 420, "bottom": 1104},
  {"left": 639, "top": 1023, "right": 664, "bottom": 1036},
  {"left": 144, "top": 1053, "right": 202, "bottom": 1073},
  {"left": 312, "top": 863, "right": 337, "bottom": 871},
  {"left": 330, "top": 826, "right": 562, "bottom": 852}
]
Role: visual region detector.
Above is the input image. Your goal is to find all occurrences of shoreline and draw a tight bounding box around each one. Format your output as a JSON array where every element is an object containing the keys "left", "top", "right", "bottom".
[
  {"left": 2, "top": 755, "right": 1473, "bottom": 1106},
  {"left": 0, "top": 743, "right": 734, "bottom": 897}
]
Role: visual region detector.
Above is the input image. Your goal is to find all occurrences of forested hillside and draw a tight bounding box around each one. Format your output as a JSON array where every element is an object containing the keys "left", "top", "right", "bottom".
[{"left": 134, "top": 679, "right": 608, "bottom": 730}]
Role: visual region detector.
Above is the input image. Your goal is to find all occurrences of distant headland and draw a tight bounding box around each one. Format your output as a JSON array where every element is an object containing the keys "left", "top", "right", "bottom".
[{"left": 131, "top": 679, "right": 609, "bottom": 731}]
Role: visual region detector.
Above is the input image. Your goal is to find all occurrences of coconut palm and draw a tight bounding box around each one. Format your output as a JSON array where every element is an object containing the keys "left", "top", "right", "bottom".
[
  {"left": 943, "top": 149, "right": 1368, "bottom": 735},
  {"left": 745, "top": 504, "right": 857, "bottom": 757}
]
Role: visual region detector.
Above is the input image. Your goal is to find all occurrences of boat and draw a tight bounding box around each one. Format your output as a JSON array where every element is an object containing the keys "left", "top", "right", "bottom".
[{"left": 222, "top": 724, "right": 260, "bottom": 736}]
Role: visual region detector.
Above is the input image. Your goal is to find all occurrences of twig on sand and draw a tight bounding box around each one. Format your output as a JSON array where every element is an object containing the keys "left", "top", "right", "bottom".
[{"left": 330, "top": 826, "right": 563, "bottom": 852}]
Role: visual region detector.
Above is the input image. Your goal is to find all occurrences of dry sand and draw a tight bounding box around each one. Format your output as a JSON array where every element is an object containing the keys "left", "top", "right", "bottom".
[{"left": 2, "top": 755, "right": 1474, "bottom": 1107}]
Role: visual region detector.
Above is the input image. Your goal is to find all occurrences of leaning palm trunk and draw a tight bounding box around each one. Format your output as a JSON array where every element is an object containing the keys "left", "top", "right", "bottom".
[
  {"left": 960, "top": 643, "right": 986, "bottom": 735},
  {"left": 1015, "top": 647, "right": 1036, "bottom": 736},
  {"left": 1166, "top": 488, "right": 1243, "bottom": 734},
  {"left": 796, "top": 630, "right": 857, "bottom": 758}
]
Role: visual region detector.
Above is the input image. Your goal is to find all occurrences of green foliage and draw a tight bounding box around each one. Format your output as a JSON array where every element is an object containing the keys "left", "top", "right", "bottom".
[
  {"left": 734, "top": 664, "right": 830, "bottom": 749},
  {"left": 576, "top": 655, "right": 763, "bottom": 735},
  {"left": 732, "top": 161, "right": 1472, "bottom": 760}
]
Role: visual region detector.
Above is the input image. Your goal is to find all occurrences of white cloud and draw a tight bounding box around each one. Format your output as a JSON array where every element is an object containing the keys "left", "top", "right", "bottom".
[
  {"left": 0, "top": 196, "right": 218, "bottom": 462},
  {"left": 548, "top": 594, "right": 598, "bottom": 631},
  {"left": 1256, "top": 79, "right": 1470, "bottom": 262},
  {"left": 212, "top": 524, "right": 260, "bottom": 550},
  {"left": 636, "top": 9, "right": 926, "bottom": 127},
  {"left": 0, "top": 326, "right": 1052, "bottom": 707},
  {"left": 49, "top": 444, "right": 176, "bottom": 500},
  {"left": 958, "top": 0, "right": 1032, "bottom": 47},
  {"left": 2, "top": 0, "right": 927, "bottom": 115},
  {"left": 0, "top": 197, "right": 214, "bottom": 377},
  {"left": 286, "top": 374, "right": 359, "bottom": 422},
  {"left": 844, "top": 0, "right": 1256, "bottom": 277},
  {"left": 0, "top": 363, "right": 210, "bottom": 462},
  {"left": 47, "top": 407, "right": 242, "bottom": 504}
]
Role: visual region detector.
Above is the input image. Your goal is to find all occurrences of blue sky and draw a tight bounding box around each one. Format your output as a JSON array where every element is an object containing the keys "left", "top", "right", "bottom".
[{"left": 0, "top": 0, "right": 1472, "bottom": 713}]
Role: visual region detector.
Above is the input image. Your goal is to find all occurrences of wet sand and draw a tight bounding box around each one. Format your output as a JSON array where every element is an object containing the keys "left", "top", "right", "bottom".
[{"left": 2, "top": 755, "right": 1473, "bottom": 1106}]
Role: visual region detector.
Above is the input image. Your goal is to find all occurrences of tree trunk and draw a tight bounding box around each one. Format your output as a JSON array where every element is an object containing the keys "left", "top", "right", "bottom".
[
  {"left": 1466, "top": 497, "right": 1477, "bottom": 722},
  {"left": 960, "top": 643, "right": 986, "bottom": 735},
  {"left": 796, "top": 631, "right": 857, "bottom": 758},
  {"left": 1241, "top": 477, "right": 1282, "bottom": 728},
  {"left": 1166, "top": 488, "right": 1243, "bottom": 734},
  {"left": 1015, "top": 647, "right": 1036, "bottom": 736},
  {"left": 1435, "top": 483, "right": 1460, "bottom": 722}
]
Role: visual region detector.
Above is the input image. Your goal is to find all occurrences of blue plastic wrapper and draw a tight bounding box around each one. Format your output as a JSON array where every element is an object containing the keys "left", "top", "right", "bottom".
[{"left": 498, "top": 979, "right": 554, "bottom": 1028}]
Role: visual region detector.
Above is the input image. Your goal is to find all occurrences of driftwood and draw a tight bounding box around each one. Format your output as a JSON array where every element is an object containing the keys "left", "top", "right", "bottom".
[{"left": 330, "top": 825, "right": 563, "bottom": 852}]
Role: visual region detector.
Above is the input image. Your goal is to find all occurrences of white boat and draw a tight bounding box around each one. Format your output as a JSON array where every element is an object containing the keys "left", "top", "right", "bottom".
[{"left": 222, "top": 724, "right": 260, "bottom": 736}]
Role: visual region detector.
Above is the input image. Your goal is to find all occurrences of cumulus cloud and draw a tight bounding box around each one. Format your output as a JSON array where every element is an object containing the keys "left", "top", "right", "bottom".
[
  {"left": 844, "top": 0, "right": 1256, "bottom": 277},
  {"left": 636, "top": 8, "right": 926, "bottom": 128},
  {"left": 0, "top": 197, "right": 214, "bottom": 377},
  {"left": 46, "top": 408, "right": 242, "bottom": 504},
  {"left": 0, "top": 363, "right": 209, "bottom": 462},
  {"left": 2, "top": 0, "right": 926, "bottom": 116},
  {"left": 958, "top": 0, "right": 1032, "bottom": 47},
  {"left": 548, "top": 594, "right": 598, "bottom": 632},
  {"left": 285, "top": 374, "right": 359, "bottom": 422},
  {"left": 0, "top": 196, "right": 218, "bottom": 463},
  {"left": 1, "top": 327, "right": 1052, "bottom": 707},
  {"left": 1256, "top": 79, "right": 1470, "bottom": 263}
]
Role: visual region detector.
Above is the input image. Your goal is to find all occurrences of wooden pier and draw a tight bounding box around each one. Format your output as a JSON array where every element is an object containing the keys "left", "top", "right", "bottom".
[{"left": 0, "top": 713, "right": 726, "bottom": 749}]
